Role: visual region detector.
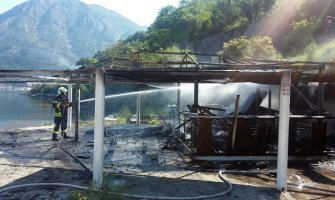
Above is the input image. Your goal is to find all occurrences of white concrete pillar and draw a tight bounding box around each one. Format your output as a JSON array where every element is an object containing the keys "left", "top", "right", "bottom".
[
  {"left": 93, "top": 69, "right": 105, "bottom": 186},
  {"left": 68, "top": 84, "right": 73, "bottom": 132},
  {"left": 276, "top": 71, "right": 291, "bottom": 191}
]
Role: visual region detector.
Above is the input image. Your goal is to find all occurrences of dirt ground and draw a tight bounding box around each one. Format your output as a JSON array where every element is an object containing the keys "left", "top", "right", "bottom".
[{"left": 0, "top": 124, "right": 334, "bottom": 200}]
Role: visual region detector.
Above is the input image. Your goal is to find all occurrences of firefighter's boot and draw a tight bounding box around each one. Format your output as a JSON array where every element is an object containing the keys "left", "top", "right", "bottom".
[
  {"left": 61, "top": 131, "right": 70, "bottom": 139},
  {"left": 52, "top": 133, "right": 59, "bottom": 141}
]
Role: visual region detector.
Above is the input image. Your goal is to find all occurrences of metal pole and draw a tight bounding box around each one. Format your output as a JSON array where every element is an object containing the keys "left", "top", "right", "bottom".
[
  {"left": 318, "top": 83, "right": 324, "bottom": 113},
  {"left": 68, "top": 84, "right": 73, "bottom": 133},
  {"left": 93, "top": 69, "right": 105, "bottom": 186},
  {"left": 268, "top": 87, "right": 272, "bottom": 115},
  {"left": 276, "top": 71, "right": 291, "bottom": 191},
  {"left": 136, "top": 86, "right": 141, "bottom": 126},
  {"left": 318, "top": 67, "right": 325, "bottom": 114},
  {"left": 192, "top": 81, "right": 199, "bottom": 151},
  {"left": 177, "top": 83, "right": 181, "bottom": 125},
  {"left": 74, "top": 84, "right": 80, "bottom": 142},
  {"left": 194, "top": 81, "right": 199, "bottom": 107}
]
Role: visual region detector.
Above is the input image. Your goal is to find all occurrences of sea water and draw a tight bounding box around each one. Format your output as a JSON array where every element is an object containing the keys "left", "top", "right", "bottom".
[{"left": 0, "top": 90, "right": 53, "bottom": 130}]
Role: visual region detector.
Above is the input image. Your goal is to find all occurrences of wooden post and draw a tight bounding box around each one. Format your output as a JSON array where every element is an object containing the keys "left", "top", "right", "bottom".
[
  {"left": 177, "top": 83, "right": 181, "bottom": 125},
  {"left": 191, "top": 81, "right": 199, "bottom": 152},
  {"left": 268, "top": 87, "right": 272, "bottom": 115},
  {"left": 231, "top": 95, "right": 240, "bottom": 152},
  {"left": 68, "top": 84, "right": 73, "bottom": 133},
  {"left": 74, "top": 84, "right": 80, "bottom": 142},
  {"left": 194, "top": 81, "right": 199, "bottom": 107},
  {"left": 318, "top": 67, "right": 325, "bottom": 114}
]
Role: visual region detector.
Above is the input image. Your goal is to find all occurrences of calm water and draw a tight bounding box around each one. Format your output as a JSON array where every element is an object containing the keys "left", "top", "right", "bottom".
[{"left": 0, "top": 90, "right": 53, "bottom": 130}]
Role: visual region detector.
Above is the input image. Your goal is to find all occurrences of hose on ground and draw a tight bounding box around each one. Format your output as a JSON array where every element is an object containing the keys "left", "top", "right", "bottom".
[
  {"left": 0, "top": 183, "right": 87, "bottom": 193},
  {"left": 59, "top": 141, "right": 92, "bottom": 176},
  {"left": 288, "top": 173, "right": 304, "bottom": 189},
  {"left": 220, "top": 169, "right": 276, "bottom": 175},
  {"left": 0, "top": 137, "right": 317, "bottom": 199},
  {"left": 0, "top": 170, "right": 232, "bottom": 200},
  {"left": 221, "top": 170, "right": 306, "bottom": 192},
  {"left": 51, "top": 142, "right": 233, "bottom": 200}
]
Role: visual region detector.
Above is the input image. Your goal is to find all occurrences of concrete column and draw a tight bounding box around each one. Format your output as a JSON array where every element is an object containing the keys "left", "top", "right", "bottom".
[
  {"left": 93, "top": 69, "right": 105, "bottom": 186},
  {"left": 276, "top": 71, "right": 291, "bottom": 191},
  {"left": 68, "top": 84, "right": 73, "bottom": 132}
]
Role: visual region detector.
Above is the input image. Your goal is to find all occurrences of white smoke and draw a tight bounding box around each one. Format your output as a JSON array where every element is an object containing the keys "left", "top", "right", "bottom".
[
  {"left": 179, "top": 83, "right": 269, "bottom": 114},
  {"left": 292, "top": 38, "right": 335, "bottom": 62}
]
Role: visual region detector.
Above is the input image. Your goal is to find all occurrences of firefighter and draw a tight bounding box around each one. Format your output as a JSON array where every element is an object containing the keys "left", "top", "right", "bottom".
[{"left": 51, "top": 86, "right": 72, "bottom": 141}]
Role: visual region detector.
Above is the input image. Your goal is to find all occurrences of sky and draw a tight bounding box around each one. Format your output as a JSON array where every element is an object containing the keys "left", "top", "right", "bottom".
[{"left": 0, "top": 0, "right": 180, "bottom": 26}]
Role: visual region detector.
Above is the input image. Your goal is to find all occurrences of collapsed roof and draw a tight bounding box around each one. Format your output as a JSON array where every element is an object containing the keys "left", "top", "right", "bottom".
[{"left": 0, "top": 51, "right": 334, "bottom": 85}]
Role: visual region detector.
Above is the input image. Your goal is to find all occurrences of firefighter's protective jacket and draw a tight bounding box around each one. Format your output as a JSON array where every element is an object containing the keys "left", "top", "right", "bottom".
[{"left": 52, "top": 94, "right": 71, "bottom": 117}]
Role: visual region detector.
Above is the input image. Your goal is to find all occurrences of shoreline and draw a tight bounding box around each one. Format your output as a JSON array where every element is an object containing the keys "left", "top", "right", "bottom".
[
  {"left": 0, "top": 124, "right": 53, "bottom": 133},
  {"left": 0, "top": 86, "right": 31, "bottom": 91}
]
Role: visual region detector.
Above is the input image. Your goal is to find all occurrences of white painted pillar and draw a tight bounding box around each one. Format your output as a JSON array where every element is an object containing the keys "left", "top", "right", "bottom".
[
  {"left": 68, "top": 84, "right": 73, "bottom": 132},
  {"left": 276, "top": 71, "right": 291, "bottom": 191},
  {"left": 93, "top": 69, "right": 105, "bottom": 186}
]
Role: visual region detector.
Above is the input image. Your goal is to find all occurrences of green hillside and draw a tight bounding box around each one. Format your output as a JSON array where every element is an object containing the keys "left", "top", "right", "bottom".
[{"left": 85, "top": 0, "right": 335, "bottom": 65}]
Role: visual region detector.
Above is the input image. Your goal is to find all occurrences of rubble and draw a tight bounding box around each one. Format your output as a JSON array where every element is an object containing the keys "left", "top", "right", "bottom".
[{"left": 0, "top": 125, "right": 334, "bottom": 199}]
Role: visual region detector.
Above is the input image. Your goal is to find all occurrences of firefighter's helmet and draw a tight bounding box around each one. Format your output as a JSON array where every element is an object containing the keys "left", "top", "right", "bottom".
[{"left": 58, "top": 87, "right": 68, "bottom": 95}]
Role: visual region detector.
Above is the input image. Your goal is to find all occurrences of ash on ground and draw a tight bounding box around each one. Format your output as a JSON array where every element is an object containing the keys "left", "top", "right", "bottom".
[{"left": 0, "top": 124, "right": 334, "bottom": 200}]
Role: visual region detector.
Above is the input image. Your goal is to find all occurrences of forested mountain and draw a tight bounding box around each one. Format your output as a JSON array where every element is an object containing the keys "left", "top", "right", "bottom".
[
  {"left": 145, "top": 0, "right": 335, "bottom": 56},
  {"left": 85, "top": 0, "right": 335, "bottom": 65},
  {"left": 0, "top": 0, "right": 145, "bottom": 70},
  {"left": 30, "top": 0, "right": 335, "bottom": 117},
  {"left": 144, "top": 0, "right": 276, "bottom": 51}
]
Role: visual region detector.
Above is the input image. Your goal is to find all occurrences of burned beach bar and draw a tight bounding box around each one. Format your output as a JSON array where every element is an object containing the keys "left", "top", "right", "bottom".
[
  {"left": 1, "top": 51, "right": 334, "bottom": 192},
  {"left": 98, "top": 52, "right": 335, "bottom": 190}
]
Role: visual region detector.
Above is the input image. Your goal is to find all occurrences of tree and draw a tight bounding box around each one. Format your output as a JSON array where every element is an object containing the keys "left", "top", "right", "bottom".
[
  {"left": 118, "top": 106, "right": 133, "bottom": 119},
  {"left": 222, "top": 36, "right": 282, "bottom": 60},
  {"left": 76, "top": 57, "right": 97, "bottom": 67},
  {"left": 283, "top": 18, "right": 322, "bottom": 56},
  {"left": 292, "top": 39, "right": 335, "bottom": 62}
]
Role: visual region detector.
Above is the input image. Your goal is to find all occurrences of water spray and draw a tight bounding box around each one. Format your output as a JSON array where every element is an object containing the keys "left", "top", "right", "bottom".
[{"left": 80, "top": 86, "right": 182, "bottom": 103}]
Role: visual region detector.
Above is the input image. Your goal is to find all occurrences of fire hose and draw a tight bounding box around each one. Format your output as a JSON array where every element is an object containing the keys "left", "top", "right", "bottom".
[
  {"left": 0, "top": 135, "right": 312, "bottom": 199},
  {"left": 0, "top": 139, "right": 233, "bottom": 199},
  {"left": 3, "top": 138, "right": 309, "bottom": 199},
  {"left": 0, "top": 171, "right": 232, "bottom": 200},
  {"left": 0, "top": 157, "right": 311, "bottom": 200}
]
